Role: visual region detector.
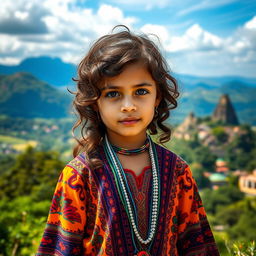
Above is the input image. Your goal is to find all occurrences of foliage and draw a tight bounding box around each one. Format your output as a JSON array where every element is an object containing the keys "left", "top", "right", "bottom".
[
  {"left": 0, "top": 196, "right": 49, "bottom": 256},
  {"left": 213, "top": 232, "right": 229, "bottom": 256},
  {"left": 193, "top": 145, "right": 217, "bottom": 172},
  {"left": 0, "top": 153, "right": 15, "bottom": 175},
  {"left": 225, "top": 125, "right": 256, "bottom": 171},
  {"left": 212, "top": 126, "right": 229, "bottom": 143},
  {"left": 0, "top": 147, "right": 64, "bottom": 255},
  {"left": 215, "top": 197, "right": 256, "bottom": 240},
  {"left": 201, "top": 185, "right": 244, "bottom": 215},
  {"left": 0, "top": 146, "right": 64, "bottom": 200},
  {"left": 190, "top": 162, "right": 211, "bottom": 189},
  {"left": 226, "top": 241, "right": 256, "bottom": 256},
  {"left": 165, "top": 137, "right": 217, "bottom": 173}
]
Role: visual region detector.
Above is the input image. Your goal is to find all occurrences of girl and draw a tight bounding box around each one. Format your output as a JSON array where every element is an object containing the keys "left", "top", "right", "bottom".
[{"left": 37, "top": 26, "right": 219, "bottom": 256}]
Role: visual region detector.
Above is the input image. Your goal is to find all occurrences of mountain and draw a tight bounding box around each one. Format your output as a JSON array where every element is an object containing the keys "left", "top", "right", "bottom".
[
  {"left": 0, "top": 56, "right": 255, "bottom": 124},
  {"left": 0, "top": 72, "right": 71, "bottom": 118},
  {"left": 172, "top": 80, "right": 256, "bottom": 125},
  {"left": 176, "top": 73, "right": 256, "bottom": 89},
  {"left": 1, "top": 56, "right": 256, "bottom": 89},
  {"left": 0, "top": 56, "right": 76, "bottom": 87}
]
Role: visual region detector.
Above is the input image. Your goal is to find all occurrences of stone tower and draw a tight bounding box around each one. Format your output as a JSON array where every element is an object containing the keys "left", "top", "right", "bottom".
[{"left": 212, "top": 94, "right": 239, "bottom": 125}]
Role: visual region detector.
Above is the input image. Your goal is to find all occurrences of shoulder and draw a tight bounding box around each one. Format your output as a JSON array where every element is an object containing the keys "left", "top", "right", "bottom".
[
  {"left": 61, "top": 152, "right": 91, "bottom": 181},
  {"left": 154, "top": 142, "right": 191, "bottom": 175}
]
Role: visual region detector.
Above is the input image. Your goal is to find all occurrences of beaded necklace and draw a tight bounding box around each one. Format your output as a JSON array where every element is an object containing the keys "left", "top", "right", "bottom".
[
  {"left": 111, "top": 138, "right": 150, "bottom": 155},
  {"left": 103, "top": 135, "right": 160, "bottom": 256}
]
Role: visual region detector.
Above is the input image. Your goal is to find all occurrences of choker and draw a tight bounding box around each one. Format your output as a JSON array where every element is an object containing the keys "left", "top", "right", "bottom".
[
  {"left": 111, "top": 138, "right": 149, "bottom": 155},
  {"left": 103, "top": 135, "right": 160, "bottom": 255}
]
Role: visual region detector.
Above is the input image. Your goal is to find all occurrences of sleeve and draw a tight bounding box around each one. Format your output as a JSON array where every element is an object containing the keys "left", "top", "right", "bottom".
[
  {"left": 176, "top": 162, "right": 220, "bottom": 256},
  {"left": 36, "top": 165, "right": 87, "bottom": 256}
]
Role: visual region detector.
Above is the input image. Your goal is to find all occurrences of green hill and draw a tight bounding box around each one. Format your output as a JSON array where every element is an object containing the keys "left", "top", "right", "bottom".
[{"left": 0, "top": 72, "right": 71, "bottom": 118}]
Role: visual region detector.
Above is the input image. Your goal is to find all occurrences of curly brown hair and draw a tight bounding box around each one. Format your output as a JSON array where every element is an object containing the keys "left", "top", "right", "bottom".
[{"left": 71, "top": 25, "right": 179, "bottom": 169}]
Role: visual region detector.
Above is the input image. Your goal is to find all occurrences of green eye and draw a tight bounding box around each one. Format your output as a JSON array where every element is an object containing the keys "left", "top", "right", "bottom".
[
  {"left": 105, "top": 91, "right": 120, "bottom": 98},
  {"left": 136, "top": 89, "right": 149, "bottom": 95}
]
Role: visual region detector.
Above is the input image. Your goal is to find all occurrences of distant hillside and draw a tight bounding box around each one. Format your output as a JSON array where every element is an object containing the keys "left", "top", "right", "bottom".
[
  {"left": 1, "top": 56, "right": 256, "bottom": 89},
  {"left": 0, "top": 61, "right": 255, "bottom": 124},
  {"left": 0, "top": 73, "right": 71, "bottom": 118},
  {"left": 172, "top": 80, "right": 256, "bottom": 125},
  {"left": 0, "top": 56, "right": 76, "bottom": 87},
  {"left": 176, "top": 73, "right": 256, "bottom": 89}
]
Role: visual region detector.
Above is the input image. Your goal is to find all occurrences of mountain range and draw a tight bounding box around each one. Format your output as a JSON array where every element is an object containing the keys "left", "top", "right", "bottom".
[
  {"left": 1, "top": 56, "right": 256, "bottom": 88},
  {"left": 0, "top": 57, "right": 76, "bottom": 87},
  {"left": 0, "top": 56, "right": 255, "bottom": 124}
]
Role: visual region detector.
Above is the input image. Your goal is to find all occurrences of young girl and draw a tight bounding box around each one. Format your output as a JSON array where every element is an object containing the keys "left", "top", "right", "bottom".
[{"left": 37, "top": 26, "right": 219, "bottom": 256}]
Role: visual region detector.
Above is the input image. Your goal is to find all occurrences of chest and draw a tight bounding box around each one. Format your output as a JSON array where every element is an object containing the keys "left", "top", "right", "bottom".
[{"left": 117, "top": 152, "right": 151, "bottom": 176}]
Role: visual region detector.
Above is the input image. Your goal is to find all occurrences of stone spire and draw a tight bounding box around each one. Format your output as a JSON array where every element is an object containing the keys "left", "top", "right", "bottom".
[{"left": 212, "top": 94, "right": 239, "bottom": 125}]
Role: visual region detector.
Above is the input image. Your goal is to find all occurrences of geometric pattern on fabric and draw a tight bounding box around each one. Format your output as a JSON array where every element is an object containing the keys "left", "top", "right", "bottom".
[{"left": 36, "top": 142, "right": 220, "bottom": 256}]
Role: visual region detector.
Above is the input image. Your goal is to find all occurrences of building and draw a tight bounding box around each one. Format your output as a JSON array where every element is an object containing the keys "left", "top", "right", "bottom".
[
  {"left": 215, "top": 158, "right": 229, "bottom": 173},
  {"left": 239, "top": 170, "right": 256, "bottom": 196},
  {"left": 209, "top": 173, "right": 227, "bottom": 190}
]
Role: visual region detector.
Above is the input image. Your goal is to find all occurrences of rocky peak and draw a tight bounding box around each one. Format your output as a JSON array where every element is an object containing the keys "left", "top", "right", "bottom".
[{"left": 212, "top": 94, "right": 239, "bottom": 125}]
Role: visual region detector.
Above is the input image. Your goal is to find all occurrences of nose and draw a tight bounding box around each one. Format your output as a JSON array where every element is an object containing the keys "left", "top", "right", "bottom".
[{"left": 120, "top": 96, "right": 136, "bottom": 112}]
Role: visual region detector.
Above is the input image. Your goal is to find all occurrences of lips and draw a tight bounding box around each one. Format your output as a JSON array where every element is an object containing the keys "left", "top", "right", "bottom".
[{"left": 119, "top": 117, "right": 140, "bottom": 125}]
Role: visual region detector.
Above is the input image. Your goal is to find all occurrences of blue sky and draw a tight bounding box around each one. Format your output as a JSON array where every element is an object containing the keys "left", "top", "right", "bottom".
[{"left": 0, "top": 0, "right": 255, "bottom": 77}]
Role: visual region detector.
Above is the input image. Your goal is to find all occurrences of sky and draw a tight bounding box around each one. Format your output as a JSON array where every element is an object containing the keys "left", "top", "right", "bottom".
[{"left": 0, "top": 0, "right": 256, "bottom": 77}]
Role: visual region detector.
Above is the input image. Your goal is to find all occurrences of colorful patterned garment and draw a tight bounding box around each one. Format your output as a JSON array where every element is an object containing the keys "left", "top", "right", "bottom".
[{"left": 37, "top": 143, "right": 220, "bottom": 256}]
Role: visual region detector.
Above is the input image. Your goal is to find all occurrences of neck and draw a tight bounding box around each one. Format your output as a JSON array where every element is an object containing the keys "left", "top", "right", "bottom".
[{"left": 106, "top": 133, "right": 147, "bottom": 149}]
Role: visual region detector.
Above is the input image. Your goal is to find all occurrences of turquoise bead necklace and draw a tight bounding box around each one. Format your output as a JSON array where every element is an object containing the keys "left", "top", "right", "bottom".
[{"left": 111, "top": 138, "right": 150, "bottom": 155}]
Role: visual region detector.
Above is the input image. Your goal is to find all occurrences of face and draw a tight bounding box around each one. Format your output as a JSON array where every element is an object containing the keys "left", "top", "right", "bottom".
[{"left": 96, "top": 62, "right": 160, "bottom": 147}]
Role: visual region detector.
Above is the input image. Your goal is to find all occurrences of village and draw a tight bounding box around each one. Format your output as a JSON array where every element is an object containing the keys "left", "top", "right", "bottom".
[{"left": 174, "top": 93, "right": 256, "bottom": 196}]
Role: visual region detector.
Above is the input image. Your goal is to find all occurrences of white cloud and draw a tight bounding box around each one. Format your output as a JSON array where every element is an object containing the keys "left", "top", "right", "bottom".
[
  {"left": 140, "top": 24, "right": 171, "bottom": 45},
  {"left": 0, "top": 0, "right": 137, "bottom": 64},
  {"left": 0, "top": 0, "right": 49, "bottom": 34},
  {"left": 139, "top": 17, "right": 256, "bottom": 77},
  {"left": 140, "top": 23, "right": 223, "bottom": 53},
  {"left": 181, "top": 18, "right": 255, "bottom": 76},
  {"left": 0, "top": 1, "right": 255, "bottom": 77},
  {"left": 104, "top": 0, "right": 171, "bottom": 10},
  {"left": 167, "top": 24, "right": 223, "bottom": 52},
  {"left": 244, "top": 16, "right": 256, "bottom": 30}
]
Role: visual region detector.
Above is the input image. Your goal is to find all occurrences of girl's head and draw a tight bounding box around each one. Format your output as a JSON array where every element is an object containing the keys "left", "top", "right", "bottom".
[{"left": 72, "top": 25, "right": 179, "bottom": 168}]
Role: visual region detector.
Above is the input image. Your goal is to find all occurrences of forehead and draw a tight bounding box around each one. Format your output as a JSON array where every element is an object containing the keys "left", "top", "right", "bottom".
[{"left": 102, "top": 62, "right": 155, "bottom": 88}]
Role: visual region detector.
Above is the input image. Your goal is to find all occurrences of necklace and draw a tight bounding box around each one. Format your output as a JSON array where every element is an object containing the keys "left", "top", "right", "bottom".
[
  {"left": 111, "top": 138, "right": 150, "bottom": 155},
  {"left": 103, "top": 135, "right": 160, "bottom": 255}
]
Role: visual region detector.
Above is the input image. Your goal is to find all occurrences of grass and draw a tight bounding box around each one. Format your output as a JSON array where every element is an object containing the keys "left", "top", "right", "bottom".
[{"left": 0, "top": 134, "right": 38, "bottom": 151}]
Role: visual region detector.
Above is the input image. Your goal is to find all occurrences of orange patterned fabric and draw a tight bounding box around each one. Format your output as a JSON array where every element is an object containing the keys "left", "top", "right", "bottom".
[{"left": 37, "top": 143, "right": 220, "bottom": 255}]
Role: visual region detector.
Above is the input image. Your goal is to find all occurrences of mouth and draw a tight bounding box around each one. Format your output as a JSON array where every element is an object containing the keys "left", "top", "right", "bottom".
[{"left": 119, "top": 118, "right": 141, "bottom": 125}]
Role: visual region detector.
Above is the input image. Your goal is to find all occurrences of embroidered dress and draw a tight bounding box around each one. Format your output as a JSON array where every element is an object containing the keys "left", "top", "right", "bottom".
[{"left": 37, "top": 143, "right": 220, "bottom": 256}]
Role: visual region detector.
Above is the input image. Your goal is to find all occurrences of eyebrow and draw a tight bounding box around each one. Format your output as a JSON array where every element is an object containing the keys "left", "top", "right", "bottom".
[{"left": 101, "top": 82, "right": 153, "bottom": 91}]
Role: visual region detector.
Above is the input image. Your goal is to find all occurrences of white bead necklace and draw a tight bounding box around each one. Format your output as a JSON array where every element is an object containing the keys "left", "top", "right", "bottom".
[{"left": 104, "top": 135, "right": 160, "bottom": 245}]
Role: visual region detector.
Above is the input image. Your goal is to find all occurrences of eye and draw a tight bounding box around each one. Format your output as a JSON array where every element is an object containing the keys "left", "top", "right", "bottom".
[
  {"left": 105, "top": 91, "right": 120, "bottom": 98},
  {"left": 135, "top": 88, "right": 149, "bottom": 95}
]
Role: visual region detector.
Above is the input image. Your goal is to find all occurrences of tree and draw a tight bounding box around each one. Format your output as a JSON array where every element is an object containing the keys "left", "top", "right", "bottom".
[
  {"left": 212, "top": 126, "right": 229, "bottom": 144},
  {"left": 190, "top": 162, "right": 211, "bottom": 189},
  {"left": 193, "top": 145, "right": 217, "bottom": 172},
  {"left": 201, "top": 185, "right": 244, "bottom": 214},
  {"left": 0, "top": 146, "right": 64, "bottom": 200},
  {"left": 225, "top": 125, "right": 256, "bottom": 171}
]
